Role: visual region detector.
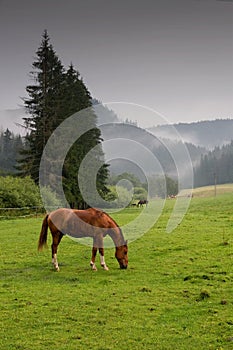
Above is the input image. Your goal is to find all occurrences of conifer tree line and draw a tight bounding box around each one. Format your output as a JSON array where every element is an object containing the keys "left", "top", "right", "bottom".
[
  {"left": 17, "top": 30, "right": 109, "bottom": 208},
  {"left": 0, "top": 129, "right": 23, "bottom": 175},
  {"left": 194, "top": 141, "right": 233, "bottom": 187}
]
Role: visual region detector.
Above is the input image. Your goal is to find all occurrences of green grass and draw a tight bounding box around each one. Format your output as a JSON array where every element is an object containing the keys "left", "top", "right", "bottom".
[{"left": 1, "top": 194, "right": 233, "bottom": 349}]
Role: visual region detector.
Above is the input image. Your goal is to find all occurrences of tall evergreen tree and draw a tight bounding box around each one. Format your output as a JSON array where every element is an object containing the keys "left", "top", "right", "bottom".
[
  {"left": 18, "top": 31, "right": 109, "bottom": 208},
  {"left": 17, "top": 30, "right": 65, "bottom": 181}
]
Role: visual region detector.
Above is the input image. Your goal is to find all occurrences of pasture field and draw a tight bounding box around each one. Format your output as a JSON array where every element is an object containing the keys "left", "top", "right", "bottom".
[{"left": 0, "top": 193, "right": 233, "bottom": 350}]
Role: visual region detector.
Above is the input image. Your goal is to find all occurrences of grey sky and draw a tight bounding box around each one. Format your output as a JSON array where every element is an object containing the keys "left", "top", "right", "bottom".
[{"left": 0, "top": 0, "right": 232, "bottom": 125}]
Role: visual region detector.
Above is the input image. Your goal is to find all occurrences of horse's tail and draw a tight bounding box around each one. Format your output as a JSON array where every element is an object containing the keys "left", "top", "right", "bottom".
[{"left": 38, "top": 214, "right": 49, "bottom": 251}]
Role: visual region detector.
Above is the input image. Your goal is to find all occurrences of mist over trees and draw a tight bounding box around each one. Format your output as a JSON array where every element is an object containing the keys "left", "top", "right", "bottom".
[{"left": 149, "top": 119, "right": 233, "bottom": 149}]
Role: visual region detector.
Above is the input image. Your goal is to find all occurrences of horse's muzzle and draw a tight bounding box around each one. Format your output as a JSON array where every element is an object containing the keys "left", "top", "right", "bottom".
[{"left": 120, "top": 265, "right": 128, "bottom": 269}]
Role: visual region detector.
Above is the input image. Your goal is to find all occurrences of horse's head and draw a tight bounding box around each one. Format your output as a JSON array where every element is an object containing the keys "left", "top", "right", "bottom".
[{"left": 115, "top": 242, "right": 128, "bottom": 269}]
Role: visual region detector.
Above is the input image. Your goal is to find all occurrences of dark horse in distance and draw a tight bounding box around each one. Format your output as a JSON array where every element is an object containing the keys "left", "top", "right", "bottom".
[
  {"left": 137, "top": 199, "right": 148, "bottom": 207},
  {"left": 38, "top": 207, "right": 128, "bottom": 271}
]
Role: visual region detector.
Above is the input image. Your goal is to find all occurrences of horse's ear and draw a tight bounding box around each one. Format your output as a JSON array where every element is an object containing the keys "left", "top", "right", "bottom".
[{"left": 125, "top": 240, "right": 128, "bottom": 245}]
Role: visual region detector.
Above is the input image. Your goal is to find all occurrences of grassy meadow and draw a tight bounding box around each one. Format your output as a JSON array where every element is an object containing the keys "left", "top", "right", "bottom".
[{"left": 0, "top": 191, "right": 233, "bottom": 349}]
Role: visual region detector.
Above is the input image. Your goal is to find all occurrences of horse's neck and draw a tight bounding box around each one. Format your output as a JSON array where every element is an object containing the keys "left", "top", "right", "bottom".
[{"left": 108, "top": 227, "right": 125, "bottom": 247}]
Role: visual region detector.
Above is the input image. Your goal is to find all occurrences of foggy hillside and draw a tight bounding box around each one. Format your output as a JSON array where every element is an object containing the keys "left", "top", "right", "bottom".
[
  {"left": 148, "top": 119, "right": 233, "bottom": 149},
  {"left": 99, "top": 122, "right": 205, "bottom": 185},
  {"left": 1, "top": 107, "right": 232, "bottom": 150}
]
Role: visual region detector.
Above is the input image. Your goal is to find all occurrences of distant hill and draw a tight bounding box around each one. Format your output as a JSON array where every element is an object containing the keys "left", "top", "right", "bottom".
[
  {"left": 148, "top": 119, "right": 233, "bottom": 149},
  {"left": 1, "top": 107, "right": 232, "bottom": 150}
]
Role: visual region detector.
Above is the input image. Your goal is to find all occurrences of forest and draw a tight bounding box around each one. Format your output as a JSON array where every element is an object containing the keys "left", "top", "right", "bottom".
[{"left": 194, "top": 141, "right": 233, "bottom": 187}]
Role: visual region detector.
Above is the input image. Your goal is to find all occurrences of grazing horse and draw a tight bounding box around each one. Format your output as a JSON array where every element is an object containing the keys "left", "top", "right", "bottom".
[
  {"left": 38, "top": 207, "right": 128, "bottom": 271},
  {"left": 137, "top": 199, "right": 148, "bottom": 207}
]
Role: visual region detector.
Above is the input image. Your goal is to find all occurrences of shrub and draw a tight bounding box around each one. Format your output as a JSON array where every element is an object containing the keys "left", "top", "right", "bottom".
[
  {"left": 0, "top": 176, "right": 42, "bottom": 208},
  {"left": 104, "top": 185, "right": 132, "bottom": 208},
  {"left": 39, "top": 186, "right": 63, "bottom": 210}
]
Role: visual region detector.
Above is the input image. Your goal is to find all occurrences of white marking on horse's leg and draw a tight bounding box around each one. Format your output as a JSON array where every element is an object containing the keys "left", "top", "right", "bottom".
[
  {"left": 100, "top": 255, "right": 109, "bottom": 271},
  {"left": 53, "top": 254, "right": 60, "bottom": 271},
  {"left": 90, "top": 261, "right": 98, "bottom": 271}
]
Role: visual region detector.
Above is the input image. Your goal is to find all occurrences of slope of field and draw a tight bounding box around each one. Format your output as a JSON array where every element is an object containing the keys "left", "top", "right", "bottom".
[
  {"left": 180, "top": 183, "right": 233, "bottom": 198},
  {"left": 0, "top": 194, "right": 233, "bottom": 349}
]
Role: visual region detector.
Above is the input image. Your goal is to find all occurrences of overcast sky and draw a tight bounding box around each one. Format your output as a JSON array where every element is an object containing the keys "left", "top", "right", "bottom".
[{"left": 0, "top": 0, "right": 232, "bottom": 125}]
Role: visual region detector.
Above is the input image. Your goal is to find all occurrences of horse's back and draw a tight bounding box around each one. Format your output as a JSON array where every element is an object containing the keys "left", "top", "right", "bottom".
[{"left": 47, "top": 208, "right": 118, "bottom": 237}]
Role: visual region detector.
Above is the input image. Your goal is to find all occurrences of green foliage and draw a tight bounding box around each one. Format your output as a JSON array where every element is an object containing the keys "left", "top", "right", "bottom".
[
  {"left": 133, "top": 186, "right": 148, "bottom": 200},
  {"left": 0, "top": 194, "right": 233, "bottom": 349},
  {"left": 108, "top": 172, "right": 142, "bottom": 188},
  {"left": 105, "top": 185, "right": 132, "bottom": 208},
  {"left": 107, "top": 172, "right": 178, "bottom": 202},
  {"left": 148, "top": 175, "right": 178, "bottom": 198},
  {"left": 39, "top": 186, "right": 63, "bottom": 210},
  {"left": 0, "top": 176, "right": 41, "bottom": 208},
  {"left": 107, "top": 173, "right": 148, "bottom": 204}
]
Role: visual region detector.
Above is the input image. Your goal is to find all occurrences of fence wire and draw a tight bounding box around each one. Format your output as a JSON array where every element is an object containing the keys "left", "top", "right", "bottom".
[{"left": 0, "top": 206, "right": 46, "bottom": 219}]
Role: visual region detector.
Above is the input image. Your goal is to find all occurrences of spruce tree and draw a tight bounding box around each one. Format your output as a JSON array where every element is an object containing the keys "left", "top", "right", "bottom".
[
  {"left": 18, "top": 31, "right": 109, "bottom": 208},
  {"left": 18, "top": 30, "right": 65, "bottom": 181}
]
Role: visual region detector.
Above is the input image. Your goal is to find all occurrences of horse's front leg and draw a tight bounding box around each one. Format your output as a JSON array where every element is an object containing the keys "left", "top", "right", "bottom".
[
  {"left": 99, "top": 247, "right": 109, "bottom": 271},
  {"left": 90, "top": 236, "right": 109, "bottom": 271}
]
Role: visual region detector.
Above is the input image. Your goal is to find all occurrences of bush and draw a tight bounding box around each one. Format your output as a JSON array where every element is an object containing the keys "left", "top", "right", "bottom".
[
  {"left": 104, "top": 185, "right": 132, "bottom": 208},
  {"left": 40, "top": 186, "right": 63, "bottom": 210},
  {"left": 133, "top": 187, "right": 148, "bottom": 201},
  {"left": 0, "top": 176, "right": 42, "bottom": 208}
]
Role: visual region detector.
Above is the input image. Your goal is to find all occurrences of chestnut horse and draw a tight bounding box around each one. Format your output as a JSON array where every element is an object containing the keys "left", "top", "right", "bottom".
[{"left": 38, "top": 207, "right": 128, "bottom": 271}]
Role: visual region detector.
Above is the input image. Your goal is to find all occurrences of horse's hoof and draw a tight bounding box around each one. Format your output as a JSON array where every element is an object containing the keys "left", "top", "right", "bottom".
[
  {"left": 101, "top": 264, "right": 109, "bottom": 271},
  {"left": 91, "top": 263, "right": 97, "bottom": 271}
]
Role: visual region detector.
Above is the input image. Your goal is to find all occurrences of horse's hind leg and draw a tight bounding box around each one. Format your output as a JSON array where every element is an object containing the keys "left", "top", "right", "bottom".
[{"left": 51, "top": 231, "right": 63, "bottom": 271}]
